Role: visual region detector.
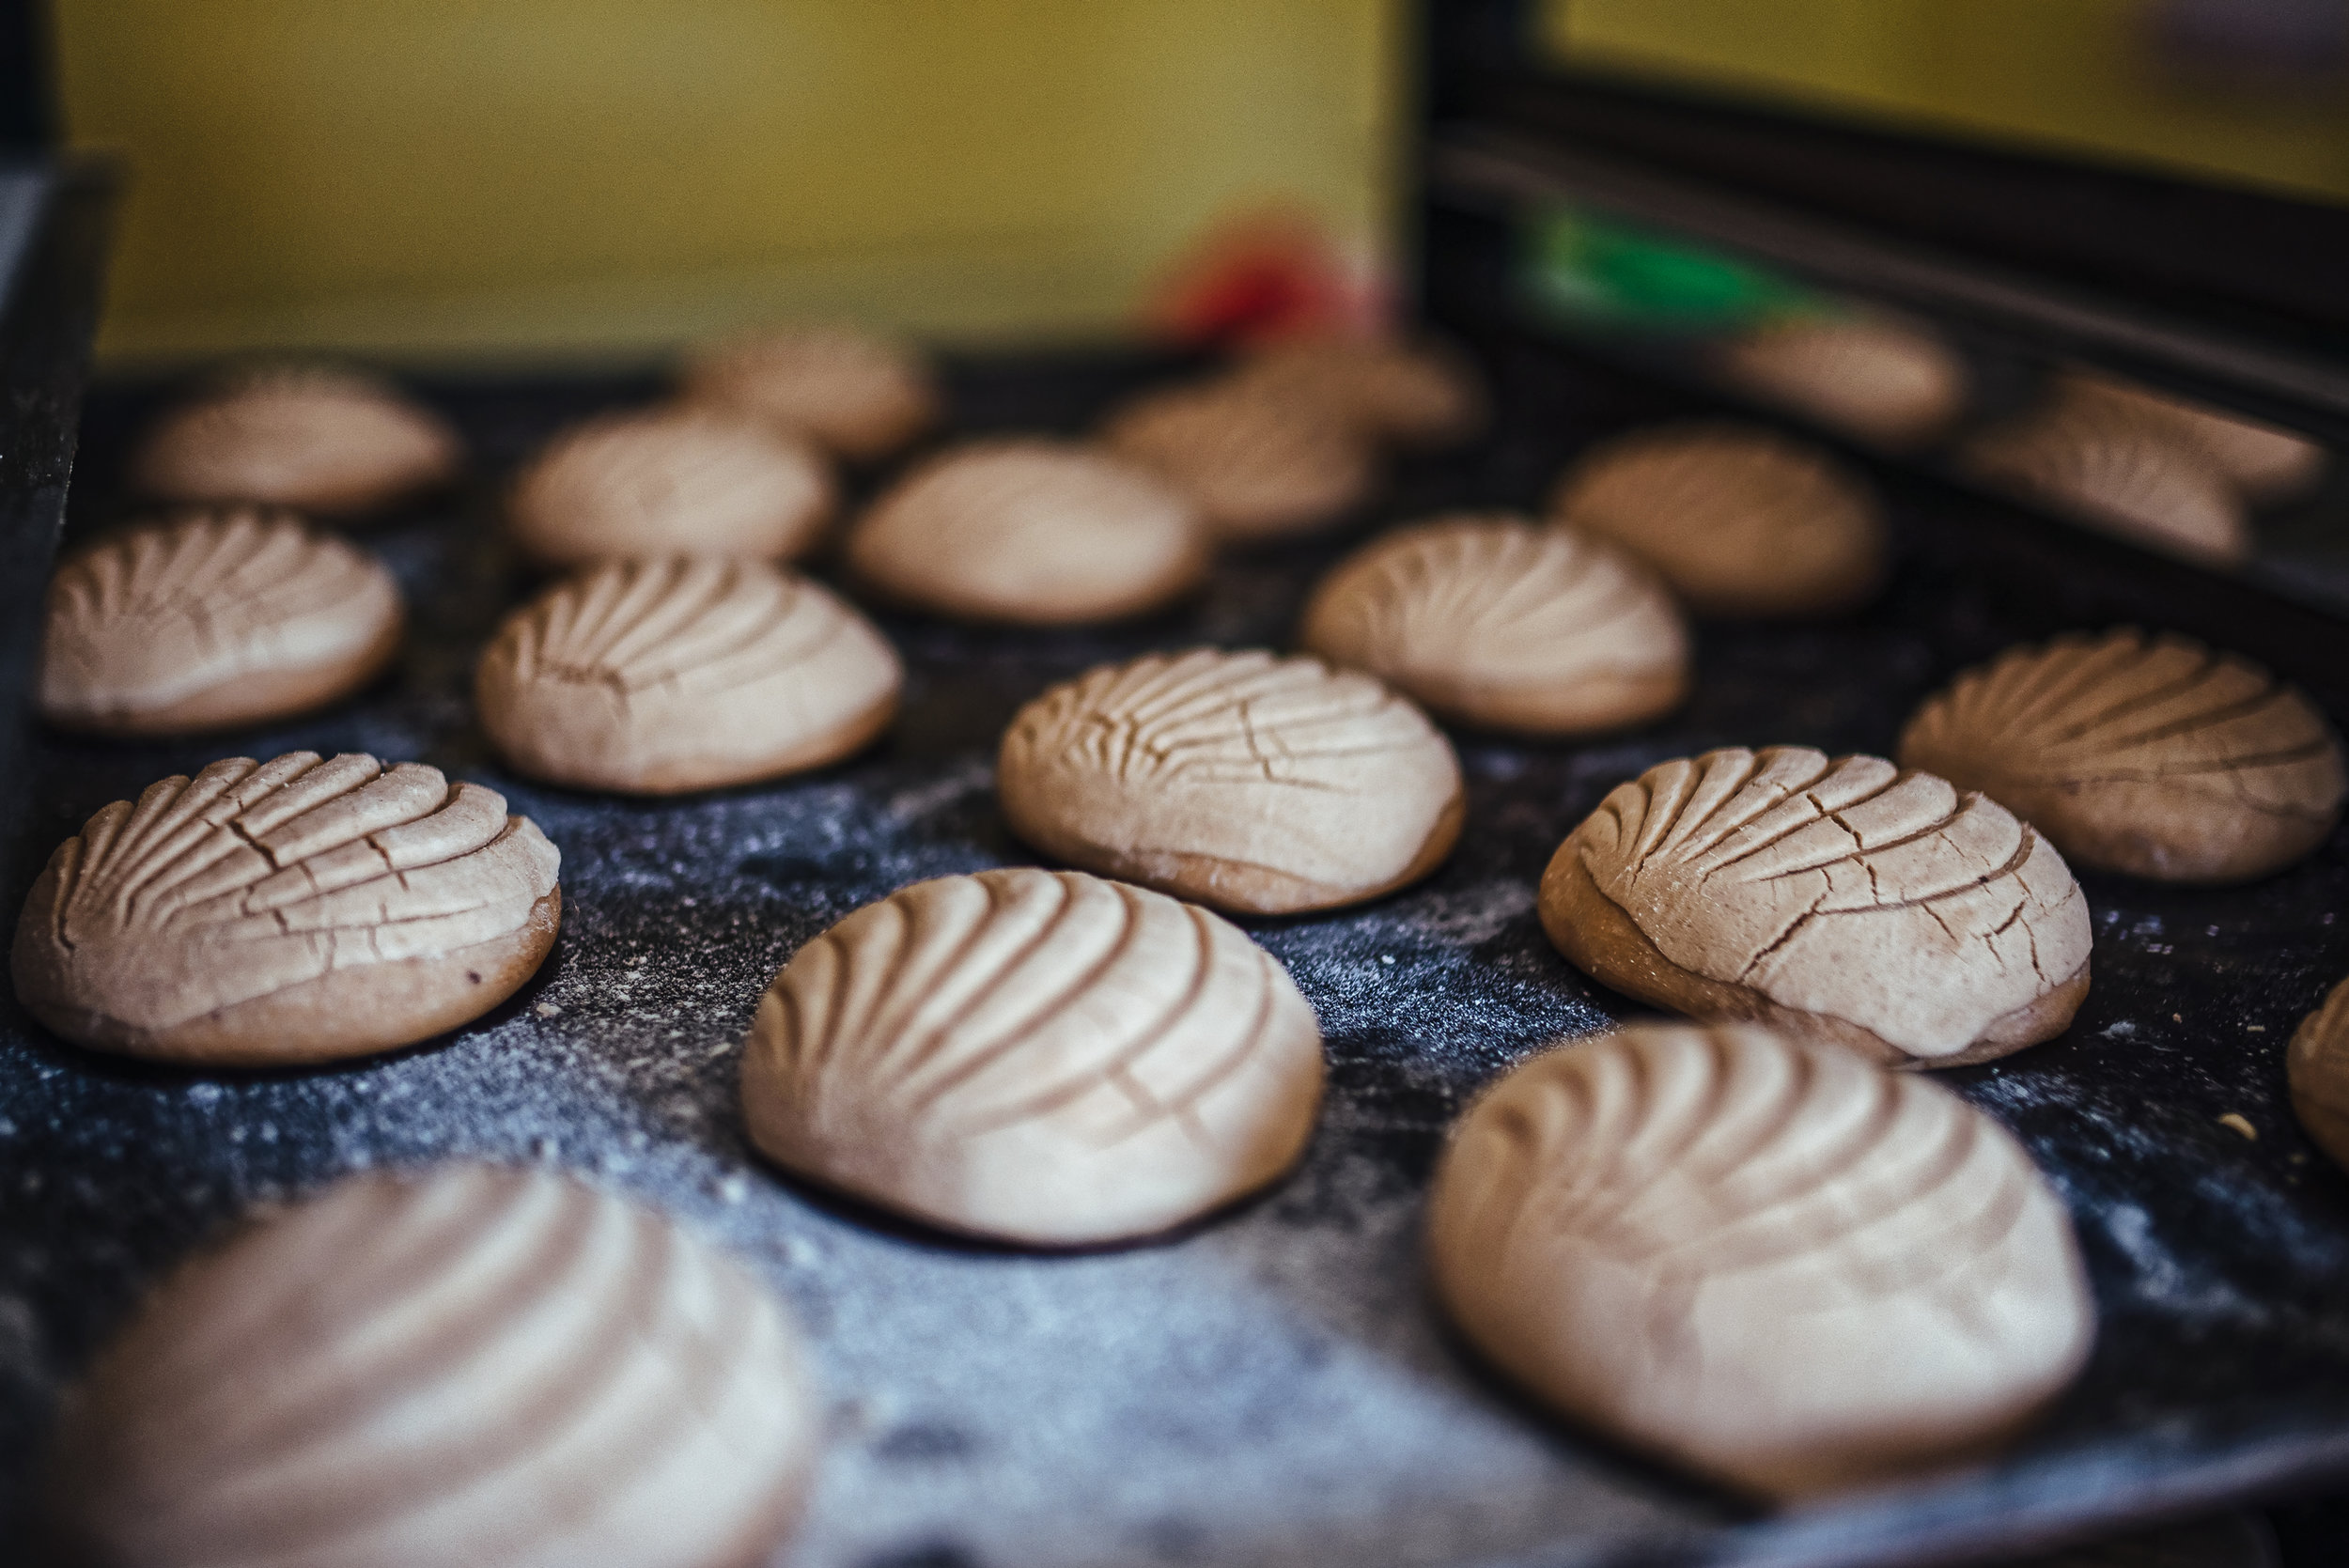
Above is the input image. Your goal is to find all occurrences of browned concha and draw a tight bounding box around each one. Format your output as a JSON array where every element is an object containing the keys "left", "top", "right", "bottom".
[
  {"left": 1960, "top": 403, "right": 2248, "bottom": 566},
  {"left": 2057, "top": 369, "right": 2326, "bottom": 504},
  {"left": 39, "top": 507, "right": 403, "bottom": 736},
  {"left": 11, "top": 752, "right": 561, "bottom": 1066},
  {"left": 1898, "top": 629, "right": 2345, "bottom": 883},
  {"left": 1231, "top": 333, "right": 1487, "bottom": 449},
  {"left": 679, "top": 322, "right": 938, "bottom": 460},
  {"left": 1102, "top": 381, "right": 1377, "bottom": 542},
  {"left": 132, "top": 363, "right": 461, "bottom": 514},
  {"left": 1713, "top": 314, "right": 1968, "bottom": 451}
]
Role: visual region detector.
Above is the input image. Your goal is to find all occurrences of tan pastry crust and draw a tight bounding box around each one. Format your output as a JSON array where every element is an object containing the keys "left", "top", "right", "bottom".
[
  {"left": 1231, "top": 334, "right": 1487, "bottom": 449},
  {"left": 1538, "top": 746, "right": 2092, "bottom": 1067},
  {"left": 45, "top": 1163, "right": 822, "bottom": 1568},
  {"left": 998, "top": 648, "right": 1463, "bottom": 915},
  {"left": 1898, "top": 629, "right": 2345, "bottom": 883},
  {"left": 1714, "top": 314, "right": 1968, "bottom": 451},
  {"left": 847, "top": 439, "right": 1210, "bottom": 625},
  {"left": 2290, "top": 978, "right": 2349, "bottom": 1172},
  {"left": 39, "top": 507, "right": 403, "bottom": 736},
  {"left": 1102, "top": 382, "right": 1377, "bottom": 542},
  {"left": 679, "top": 322, "right": 938, "bottom": 460},
  {"left": 1547, "top": 422, "right": 1888, "bottom": 616},
  {"left": 131, "top": 363, "right": 461, "bottom": 514},
  {"left": 740, "top": 867, "right": 1326, "bottom": 1246},
  {"left": 1960, "top": 403, "right": 2248, "bottom": 565},
  {"left": 2058, "top": 369, "right": 2326, "bottom": 504},
  {"left": 508, "top": 406, "right": 833, "bottom": 567},
  {"left": 477, "top": 557, "right": 902, "bottom": 794},
  {"left": 1297, "top": 513, "right": 1688, "bottom": 736},
  {"left": 1426, "top": 1022, "right": 2094, "bottom": 1498},
  {"left": 11, "top": 752, "right": 562, "bottom": 1066}
]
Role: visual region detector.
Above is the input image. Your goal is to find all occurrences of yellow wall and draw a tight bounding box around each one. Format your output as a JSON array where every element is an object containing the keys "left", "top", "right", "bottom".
[
  {"left": 1548, "top": 0, "right": 2349, "bottom": 207},
  {"left": 54, "top": 1, "right": 1400, "bottom": 366}
]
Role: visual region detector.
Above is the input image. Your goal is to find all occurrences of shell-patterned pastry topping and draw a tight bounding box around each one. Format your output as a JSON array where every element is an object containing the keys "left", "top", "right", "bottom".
[
  {"left": 2289, "top": 977, "right": 2349, "bottom": 1172},
  {"left": 2058, "top": 369, "right": 2326, "bottom": 503},
  {"left": 39, "top": 507, "right": 404, "bottom": 736},
  {"left": 679, "top": 323, "right": 938, "bottom": 460},
  {"left": 1959, "top": 404, "right": 2248, "bottom": 566},
  {"left": 998, "top": 648, "right": 1464, "bottom": 915},
  {"left": 846, "top": 440, "right": 1210, "bottom": 625},
  {"left": 1232, "top": 334, "right": 1487, "bottom": 449},
  {"left": 1898, "top": 629, "right": 2345, "bottom": 884},
  {"left": 1713, "top": 314, "right": 1968, "bottom": 451},
  {"left": 1547, "top": 422, "right": 1887, "bottom": 616},
  {"left": 1426, "top": 1022, "right": 2094, "bottom": 1498},
  {"left": 508, "top": 406, "right": 834, "bottom": 567},
  {"left": 740, "top": 867, "right": 1325, "bottom": 1245},
  {"left": 46, "top": 1163, "right": 822, "bottom": 1568},
  {"left": 131, "top": 363, "right": 461, "bottom": 514},
  {"left": 477, "top": 558, "right": 902, "bottom": 795},
  {"left": 1296, "top": 514, "right": 1688, "bottom": 736},
  {"left": 11, "top": 752, "right": 561, "bottom": 1065},
  {"left": 1102, "top": 382, "right": 1377, "bottom": 542},
  {"left": 1540, "top": 746, "right": 2092, "bottom": 1065}
]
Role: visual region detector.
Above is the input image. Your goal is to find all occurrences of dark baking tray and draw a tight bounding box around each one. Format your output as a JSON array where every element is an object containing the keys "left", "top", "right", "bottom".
[{"left": 6, "top": 336, "right": 2349, "bottom": 1568}]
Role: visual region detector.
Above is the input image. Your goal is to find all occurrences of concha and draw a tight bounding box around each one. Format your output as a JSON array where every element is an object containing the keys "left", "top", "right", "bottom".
[
  {"left": 507, "top": 406, "right": 834, "bottom": 567},
  {"left": 1539, "top": 746, "right": 2092, "bottom": 1066},
  {"left": 1897, "top": 629, "right": 2345, "bottom": 883},
  {"left": 1425, "top": 1022, "right": 2094, "bottom": 1498},
  {"left": 12, "top": 752, "right": 562, "bottom": 1065},
  {"left": 2057, "top": 369, "right": 2326, "bottom": 503},
  {"left": 1231, "top": 334, "right": 1487, "bottom": 449},
  {"left": 998, "top": 648, "right": 1464, "bottom": 915},
  {"left": 739, "top": 867, "right": 1325, "bottom": 1245},
  {"left": 1959, "top": 403, "right": 2248, "bottom": 565},
  {"left": 39, "top": 507, "right": 404, "bottom": 736},
  {"left": 679, "top": 322, "right": 938, "bottom": 460},
  {"left": 476, "top": 557, "right": 902, "bottom": 794},
  {"left": 2289, "top": 977, "right": 2349, "bottom": 1172},
  {"left": 131, "top": 363, "right": 461, "bottom": 514},
  {"left": 44, "top": 1163, "right": 822, "bottom": 1568},
  {"left": 1713, "top": 314, "right": 1968, "bottom": 451},
  {"left": 1546, "top": 422, "right": 1887, "bottom": 616},
  {"left": 1102, "top": 381, "right": 1377, "bottom": 542},
  {"left": 1296, "top": 513, "right": 1688, "bottom": 736}
]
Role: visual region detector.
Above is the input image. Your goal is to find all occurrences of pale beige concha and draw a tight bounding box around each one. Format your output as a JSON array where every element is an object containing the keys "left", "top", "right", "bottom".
[
  {"left": 1959, "top": 403, "right": 2248, "bottom": 566},
  {"left": 2058, "top": 369, "right": 2326, "bottom": 504},
  {"left": 2289, "top": 977, "right": 2349, "bottom": 1172},
  {"left": 679, "top": 322, "right": 938, "bottom": 460},
  {"left": 11, "top": 752, "right": 562, "bottom": 1066},
  {"left": 1102, "top": 381, "right": 1377, "bottom": 542},
  {"left": 39, "top": 507, "right": 403, "bottom": 736},
  {"left": 998, "top": 648, "right": 1463, "bottom": 915},
  {"left": 1713, "top": 314, "right": 1968, "bottom": 451},
  {"left": 1898, "top": 629, "right": 2345, "bottom": 884},
  {"left": 45, "top": 1163, "right": 822, "bottom": 1568},
  {"left": 477, "top": 558, "right": 901, "bottom": 794},
  {"left": 1426, "top": 1022, "right": 2094, "bottom": 1498},
  {"left": 846, "top": 439, "right": 1210, "bottom": 625},
  {"left": 740, "top": 867, "right": 1325, "bottom": 1245},
  {"left": 1230, "top": 333, "right": 1487, "bottom": 449},
  {"left": 132, "top": 363, "right": 461, "bottom": 514},
  {"left": 508, "top": 406, "right": 834, "bottom": 567},
  {"left": 1547, "top": 423, "right": 1888, "bottom": 616},
  {"left": 1539, "top": 746, "right": 2092, "bottom": 1067},
  {"left": 1295, "top": 513, "right": 1688, "bottom": 736}
]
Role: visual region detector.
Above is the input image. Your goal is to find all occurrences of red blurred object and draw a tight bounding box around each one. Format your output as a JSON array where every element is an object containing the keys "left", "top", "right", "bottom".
[{"left": 1143, "top": 205, "right": 1386, "bottom": 349}]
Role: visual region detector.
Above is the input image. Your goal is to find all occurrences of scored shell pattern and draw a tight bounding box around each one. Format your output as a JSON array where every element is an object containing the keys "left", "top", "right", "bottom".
[
  {"left": 2059, "top": 371, "right": 2326, "bottom": 502},
  {"left": 1232, "top": 336, "right": 1486, "bottom": 448},
  {"left": 997, "top": 648, "right": 1463, "bottom": 913},
  {"left": 1103, "top": 383, "right": 1376, "bottom": 540},
  {"left": 39, "top": 508, "right": 402, "bottom": 731},
  {"left": 2290, "top": 977, "right": 2349, "bottom": 1172},
  {"left": 12, "top": 752, "right": 559, "bottom": 1050},
  {"left": 740, "top": 867, "right": 1325, "bottom": 1244},
  {"left": 1548, "top": 746, "right": 2091, "bottom": 1063},
  {"left": 477, "top": 558, "right": 901, "bottom": 792},
  {"left": 1714, "top": 316, "right": 1967, "bottom": 450},
  {"left": 1898, "top": 629, "right": 2346, "bottom": 882},
  {"left": 132, "top": 364, "right": 460, "bottom": 512},
  {"left": 1960, "top": 405, "right": 2248, "bottom": 565},
  {"left": 1297, "top": 515, "right": 1688, "bottom": 733},
  {"left": 46, "top": 1163, "right": 820, "bottom": 1568},
  {"left": 681, "top": 324, "right": 936, "bottom": 458},
  {"left": 1426, "top": 1022, "right": 2093, "bottom": 1498}
]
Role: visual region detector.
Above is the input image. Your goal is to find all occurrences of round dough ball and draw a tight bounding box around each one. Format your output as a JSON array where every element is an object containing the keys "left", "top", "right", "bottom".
[
  {"left": 2058, "top": 369, "right": 2326, "bottom": 504},
  {"left": 846, "top": 439, "right": 1209, "bottom": 625},
  {"left": 132, "top": 363, "right": 460, "bottom": 514},
  {"left": 1713, "top": 314, "right": 1968, "bottom": 451},
  {"left": 740, "top": 867, "right": 1325, "bottom": 1245},
  {"left": 679, "top": 323, "right": 938, "bottom": 460},
  {"left": 1960, "top": 403, "right": 2248, "bottom": 566},
  {"left": 1426, "top": 1022, "right": 2094, "bottom": 1498},
  {"left": 11, "top": 751, "right": 562, "bottom": 1066},
  {"left": 2290, "top": 977, "right": 2349, "bottom": 1172},
  {"left": 1547, "top": 423, "right": 1887, "bottom": 616},
  {"left": 39, "top": 507, "right": 403, "bottom": 736},
  {"left": 998, "top": 648, "right": 1463, "bottom": 915},
  {"left": 1102, "top": 381, "right": 1377, "bottom": 542},
  {"left": 1898, "top": 629, "right": 2345, "bottom": 884},
  {"left": 1539, "top": 745, "right": 2092, "bottom": 1067},
  {"left": 45, "top": 1163, "right": 822, "bottom": 1568},
  {"left": 477, "top": 557, "right": 902, "bottom": 795},
  {"left": 1296, "top": 513, "right": 1688, "bottom": 736},
  {"left": 1231, "top": 334, "right": 1487, "bottom": 449},
  {"left": 508, "top": 406, "right": 834, "bottom": 567}
]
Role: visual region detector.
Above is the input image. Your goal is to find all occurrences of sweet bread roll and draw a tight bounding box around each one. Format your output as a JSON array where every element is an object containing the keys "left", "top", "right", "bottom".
[
  {"left": 1103, "top": 382, "right": 1376, "bottom": 543},
  {"left": 132, "top": 363, "right": 460, "bottom": 514},
  {"left": 680, "top": 323, "right": 937, "bottom": 460}
]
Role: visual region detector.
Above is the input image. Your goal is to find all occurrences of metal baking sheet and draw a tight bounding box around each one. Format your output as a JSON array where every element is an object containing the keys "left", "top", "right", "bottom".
[{"left": 6, "top": 344, "right": 2349, "bottom": 1568}]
